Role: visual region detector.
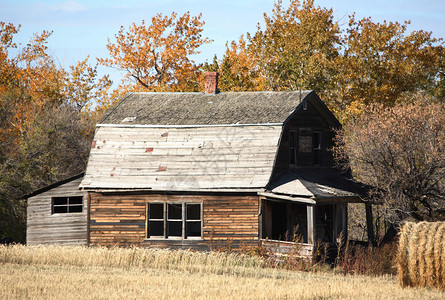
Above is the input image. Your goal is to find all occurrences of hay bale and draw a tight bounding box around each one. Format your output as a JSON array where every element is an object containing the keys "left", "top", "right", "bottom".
[{"left": 397, "top": 222, "right": 445, "bottom": 290}]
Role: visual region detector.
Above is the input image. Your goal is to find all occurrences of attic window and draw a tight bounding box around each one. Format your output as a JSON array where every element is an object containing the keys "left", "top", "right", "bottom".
[
  {"left": 313, "top": 131, "right": 322, "bottom": 165},
  {"left": 289, "top": 131, "right": 298, "bottom": 165},
  {"left": 52, "top": 196, "right": 83, "bottom": 214},
  {"left": 289, "top": 129, "right": 323, "bottom": 167},
  {"left": 147, "top": 202, "right": 202, "bottom": 239}
]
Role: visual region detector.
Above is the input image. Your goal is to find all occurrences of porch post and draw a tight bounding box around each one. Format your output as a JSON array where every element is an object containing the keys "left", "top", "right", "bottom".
[{"left": 307, "top": 205, "right": 315, "bottom": 244}]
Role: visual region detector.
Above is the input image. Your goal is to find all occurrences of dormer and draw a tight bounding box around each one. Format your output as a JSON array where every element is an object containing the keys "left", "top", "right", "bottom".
[{"left": 272, "top": 92, "right": 341, "bottom": 174}]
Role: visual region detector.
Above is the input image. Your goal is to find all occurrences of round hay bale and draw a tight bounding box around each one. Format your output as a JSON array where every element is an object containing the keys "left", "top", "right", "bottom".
[
  {"left": 397, "top": 222, "right": 445, "bottom": 290},
  {"left": 397, "top": 222, "right": 413, "bottom": 287}
]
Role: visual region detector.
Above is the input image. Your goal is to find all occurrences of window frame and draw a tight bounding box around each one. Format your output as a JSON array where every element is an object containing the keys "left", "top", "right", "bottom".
[
  {"left": 289, "top": 128, "right": 323, "bottom": 167},
  {"left": 51, "top": 196, "right": 83, "bottom": 214},
  {"left": 146, "top": 202, "right": 203, "bottom": 240},
  {"left": 147, "top": 202, "right": 165, "bottom": 238},
  {"left": 312, "top": 131, "right": 322, "bottom": 166},
  {"left": 289, "top": 130, "right": 298, "bottom": 166}
]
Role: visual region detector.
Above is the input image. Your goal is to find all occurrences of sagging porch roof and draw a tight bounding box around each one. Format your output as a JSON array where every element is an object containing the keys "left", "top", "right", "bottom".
[{"left": 264, "top": 169, "right": 369, "bottom": 203}]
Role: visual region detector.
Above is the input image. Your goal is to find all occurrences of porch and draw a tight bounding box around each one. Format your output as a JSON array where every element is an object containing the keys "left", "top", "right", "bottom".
[{"left": 259, "top": 195, "right": 348, "bottom": 259}]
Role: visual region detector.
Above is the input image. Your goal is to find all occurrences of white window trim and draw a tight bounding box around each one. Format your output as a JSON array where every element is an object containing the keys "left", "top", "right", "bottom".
[{"left": 146, "top": 202, "right": 203, "bottom": 240}]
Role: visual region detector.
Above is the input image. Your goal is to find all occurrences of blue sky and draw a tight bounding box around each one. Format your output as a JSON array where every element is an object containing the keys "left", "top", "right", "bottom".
[{"left": 2, "top": 0, "right": 445, "bottom": 84}]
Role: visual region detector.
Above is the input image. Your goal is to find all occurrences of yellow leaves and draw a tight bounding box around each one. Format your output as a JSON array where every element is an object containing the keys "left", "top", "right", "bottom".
[
  {"left": 246, "top": 0, "right": 340, "bottom": 91},
  {"left": 335, "top": 15, "right": 445, "bottom": 121},
  {"left": 64, "top": 56, "right": 112, "bottom": 113},
  {"left": 99, "top": 11, "right": 211, "bottom": 92}
]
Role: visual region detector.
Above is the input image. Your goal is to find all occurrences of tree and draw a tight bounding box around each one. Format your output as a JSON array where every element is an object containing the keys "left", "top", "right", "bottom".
[
  {"left": 210, "top": 0, "right": 340, "bottom": 94},
  {"left": 248, "top": 0, "right": 340, "bottom": 92},
  {"left": 210, "top": 0, "right": 444, "bottom": 122},
  {"left": 203, "top": 36, "right": 266, "bottom": 92},
  {"left": 99, "top": 12, "right": 211, "bottom": 92},
  {"left": 331, "top": 16, "right": 445, "bottom": 122},
  {"left": 63, "top": 56, "right": 112, "bottom": 114},
  {"left": 334, "top": 100, "right": 445, "bottom": 226},
  {"left": 0, "top": 23, "right": 107, "bottom": 242}
]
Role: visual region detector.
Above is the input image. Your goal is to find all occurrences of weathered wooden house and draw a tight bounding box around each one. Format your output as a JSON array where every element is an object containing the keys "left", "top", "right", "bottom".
[
  {"left": 77, "top": 73, "right": 366, "bottom": 253},
  {"left": 26, "top": 173, "right": 87, "bottom": 245},
  {"left": 26, "top": 73, "right": 366, "bottom": 255}
]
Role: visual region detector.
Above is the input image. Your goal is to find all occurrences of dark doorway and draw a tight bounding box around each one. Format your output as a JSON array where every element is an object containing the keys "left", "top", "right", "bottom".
[{"left": 271, "top": 201, "right": 287, "bottom": 240}]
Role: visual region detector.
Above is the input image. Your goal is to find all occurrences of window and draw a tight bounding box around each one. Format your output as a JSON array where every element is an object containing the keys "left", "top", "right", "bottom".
[
  {"left": 148, "top": 203, "right": 164, "bottom": 237},
  {"left": 289, "top": 129, "right": 323, "bottom": 166},
  {"left": 289, "top": 131, "right": 298, "bottom": 165},
  {"left": 313, "top": 131, "right": 322, "bottom": 165},
  {"left": 147, "top": 202, "right": 202, "bottom": 239},
  {"left": 52, "top": 196, "right": 83, "bottom": 214}
]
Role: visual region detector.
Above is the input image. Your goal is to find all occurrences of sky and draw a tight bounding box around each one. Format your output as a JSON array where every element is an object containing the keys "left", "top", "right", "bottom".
[{"left": 2, "top": 0, "right": 445, "bottom": 85}]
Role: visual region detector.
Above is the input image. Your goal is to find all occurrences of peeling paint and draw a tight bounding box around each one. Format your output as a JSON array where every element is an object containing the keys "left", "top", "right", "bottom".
[
  {"left": 145, "top": 147, "right": 154, "bottom": 152},
  {"left": 92, "top": 140, "right": 96, "bottom": 148},
  {"left": 157, "top": 166, "right": 167, "bottom": 172},
  {"left": 161, "top": 132, "right": 168, "bottom": 137}
]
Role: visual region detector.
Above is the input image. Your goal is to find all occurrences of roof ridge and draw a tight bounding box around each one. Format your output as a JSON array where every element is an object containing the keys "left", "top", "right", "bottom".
[{"left": 132, "top": 90, "right": 313, "bottom": 95}]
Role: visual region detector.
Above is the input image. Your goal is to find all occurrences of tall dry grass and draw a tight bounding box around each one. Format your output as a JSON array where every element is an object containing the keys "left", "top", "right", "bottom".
[
  {"left": 397, "top": 221, "right": 445, "bottom": 290},
  {"left": 1, "top": 244, "right": 444, "bottom": 299},
  {"left": 0, "top": 244, "right": 283, "bottom": 278}
]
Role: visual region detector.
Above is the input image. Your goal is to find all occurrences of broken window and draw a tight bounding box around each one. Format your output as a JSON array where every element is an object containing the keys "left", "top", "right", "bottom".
[
  {"left": 52, "top": 196, "right": 83, "bottom": 214},
  {"left": 147, "top": 202, "right": 202, "bottom": 239},
  {"left": 289, "top": 129, "right": 323, "bottom": 166}
]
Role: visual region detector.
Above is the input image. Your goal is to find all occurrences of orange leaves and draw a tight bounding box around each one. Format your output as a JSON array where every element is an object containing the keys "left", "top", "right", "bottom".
[
  {"left": 64, "top": 56, "right": 112, "bottom": 114},
  {"left": 211, "top": 0, "right": 340, "bottom": 94},
  {"left": 99, "top": 11, "right": 211, "bottom": 92},
  {"left": 0, "top": 22, "right": 113, "bottom": 149}
]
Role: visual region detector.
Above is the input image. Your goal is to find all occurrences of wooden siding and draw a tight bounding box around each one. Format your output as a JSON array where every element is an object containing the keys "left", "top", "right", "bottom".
[
  {"left": 27, "top": 177, "right": 87, "bottom": 245},
  {"left": 80, "top": 125, "right": 282, "bottom": 190},
  {"left": 89, "top": 192, "right": 260, "bottom": 250},
  {"left": 261, "top": 239, "right": 313, "bottom": 260},
  {"left": 274, "top": 100, "right": 339, "bottom": 173}
]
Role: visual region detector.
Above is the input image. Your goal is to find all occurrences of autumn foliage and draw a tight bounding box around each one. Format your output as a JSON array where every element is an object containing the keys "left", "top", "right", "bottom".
[
  {"left": 0, "top": 22, "right": 111, "bottom": 242},
  {"left": 99, "top": 12, "right": 211, "bottom": 93},
  {"left": 206, "top": 0, "right": 445, "bottom": 121},
  {"left": 1, "top": 0, "right": 445, "bottom": 242}
]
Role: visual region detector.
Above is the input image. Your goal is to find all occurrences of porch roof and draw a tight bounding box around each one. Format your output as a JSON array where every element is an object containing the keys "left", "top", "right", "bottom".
[{"left": 266, "top": 169, "right": 369, "bottom": 203}]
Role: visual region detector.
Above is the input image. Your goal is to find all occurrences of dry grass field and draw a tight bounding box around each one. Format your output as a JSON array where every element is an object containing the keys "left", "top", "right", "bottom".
[{"left": 0, "top": 245, "right": 443, "bottom": 299}]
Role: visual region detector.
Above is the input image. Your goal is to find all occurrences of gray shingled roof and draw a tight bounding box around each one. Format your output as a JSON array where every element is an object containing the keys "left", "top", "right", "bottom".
[{"left": 100, "top": 91, "right": 313, "bottom": 125}]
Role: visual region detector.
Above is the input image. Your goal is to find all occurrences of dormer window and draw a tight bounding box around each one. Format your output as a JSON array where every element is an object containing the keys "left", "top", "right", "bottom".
[
  {"left": 289, "top": 131, "right": 298, "bottom": 165},
  {"left": 289, "top": 129, "right": 323, "bottom": 167}
]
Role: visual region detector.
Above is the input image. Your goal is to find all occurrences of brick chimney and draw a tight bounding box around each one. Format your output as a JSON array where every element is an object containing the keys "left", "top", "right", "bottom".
[{"left": 205, "top": 72, "right": 219, "bottom": 94}]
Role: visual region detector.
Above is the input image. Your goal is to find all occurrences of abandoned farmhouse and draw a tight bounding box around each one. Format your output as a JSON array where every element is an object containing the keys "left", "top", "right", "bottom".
[{"left": 26, "top": 72, "right": 367, "bottom": 255}]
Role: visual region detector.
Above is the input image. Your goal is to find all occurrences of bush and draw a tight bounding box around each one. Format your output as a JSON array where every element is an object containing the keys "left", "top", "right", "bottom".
[{"left": 336, "top": 241, "right": 397, "bottom": 276}]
